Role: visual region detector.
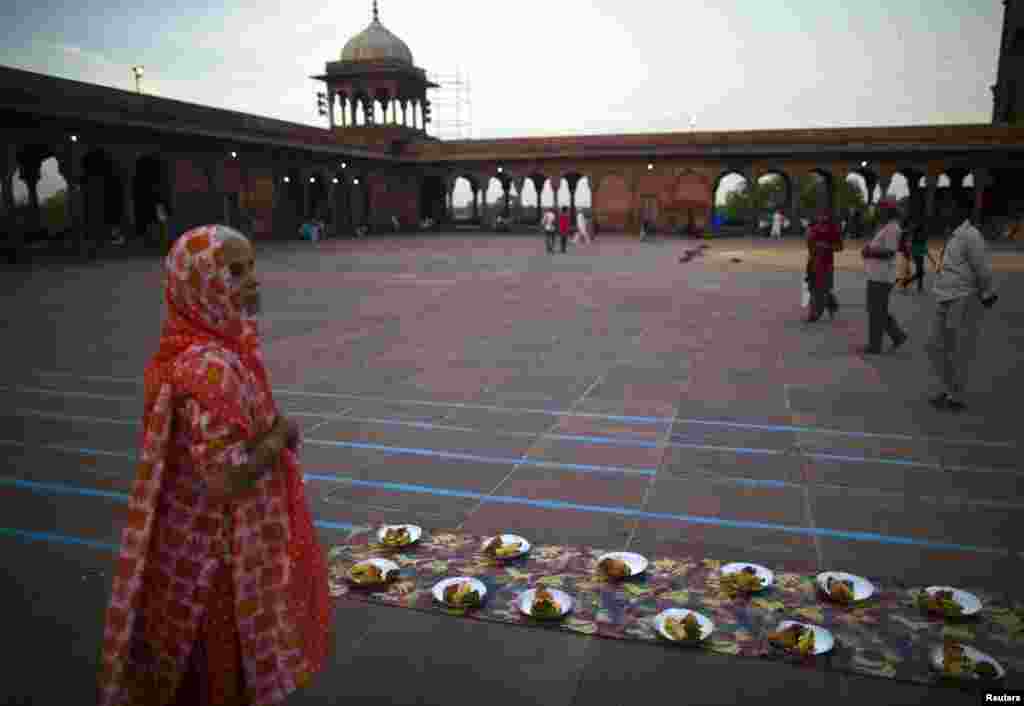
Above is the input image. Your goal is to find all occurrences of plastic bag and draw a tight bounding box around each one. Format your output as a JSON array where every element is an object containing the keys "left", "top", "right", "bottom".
[{"left": 801, "top": 280, "right": 810, "bottom": 308}]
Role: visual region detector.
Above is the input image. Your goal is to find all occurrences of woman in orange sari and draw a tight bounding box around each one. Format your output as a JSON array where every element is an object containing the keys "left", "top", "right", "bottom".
[{"left": 98, "top": 225, "right": 331, "bottom": 706}]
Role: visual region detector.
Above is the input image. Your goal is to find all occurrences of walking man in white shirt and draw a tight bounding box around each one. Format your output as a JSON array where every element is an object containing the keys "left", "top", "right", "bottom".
[
  {"left": 859, "top": 200, "right": 908, "bottom": 355},
  {"left": 926, "top": 201, "right": 998, "bottom": 412},
  {"left": 771, "top": 210, "right": 784, "bottom": 240}
]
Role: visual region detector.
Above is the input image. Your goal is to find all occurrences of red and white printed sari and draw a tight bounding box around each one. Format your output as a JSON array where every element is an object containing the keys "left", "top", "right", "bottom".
[{"left": 98, "top": 225, "right": 331, "bottom": 706}]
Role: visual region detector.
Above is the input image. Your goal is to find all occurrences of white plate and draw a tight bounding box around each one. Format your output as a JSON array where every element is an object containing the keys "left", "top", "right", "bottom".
[
  {"left": 518, "top": 588, "right": 574, "bottom": 619},
  {"left": 432, "top": 577, "right": 487, "bottom": 608},
  {"left": 376, "top": 524, "right": 422, "bottom": 547},
  {"left": 816, "top": 571, "right": 875, "bottom": 602},
  {"left": 596, "top": 551, "right": 649, "bottom": 578},
  {"left": 929, "top": 643, "right": 1005, "bottom": 680},
  {"left": 482, "top": 534, "right": 531, "bottom": 560},
  {"left": 654, "top": 609, "right": 715, "bottom": 643},
  {"left": 923, "top": 586, "right": 982, "bottom": 617},
  {"left": 774, "top": 620, "right": 834, "bottom": 656},
  {"left": 347, "top": 558, "right": 400, "bottom": 585},
  {"left": 720, "top": 562, "right": 774, "bottom": 591}
]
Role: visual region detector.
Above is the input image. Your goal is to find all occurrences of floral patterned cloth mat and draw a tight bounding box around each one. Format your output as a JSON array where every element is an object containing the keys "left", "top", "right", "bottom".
[{"left": 327, "top": 527, "right": 1024, "bottom": 692}]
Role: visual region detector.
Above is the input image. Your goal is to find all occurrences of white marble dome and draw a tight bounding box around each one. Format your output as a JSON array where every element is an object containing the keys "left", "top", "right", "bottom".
[{"left": 341, "top": 14, "right": 413, "bottom": 65}]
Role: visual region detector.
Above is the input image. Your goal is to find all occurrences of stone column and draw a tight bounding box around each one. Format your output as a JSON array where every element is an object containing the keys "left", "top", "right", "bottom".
[
  {"left": 1, "top": 143, "right": 21, "bottom": 250},
  {"left": 56, "top": 143, "right": 82, "bottom": 245},
  {"left": 471, "top": 185, "right": 479, "bottom": 220},
  {"left": 301, "top": 170, "right": 312, "bottom": 221},
  {"left": 513, "top": 176, "right": 525, "bottom": 223},
  {"left": 924, "top": 175, "right": 938, "bottom": 232},
  {"left": 327, "top": 175, "right": 337, "bottom": 237},
  {"left": 116, "top": 157, "right": 137, "bottom": 238},
  {"left": 530, "top": 175, "right": 546, "bottom": 223},
  {"left": 566, "top": 174, "right": 579, "bottom": 224},
  {"left": 589, "top": 174, "right": 602, "bottom": 233},
  {"left": 789, "top": 178, "right": 800, "bottom": 236},
  {"left": 328, "top": 90, "right": 336, "bottom": 129},
  {"left": 479, "top": 185, "right": 488, "bottom": 225},
  {"left": 19, "top": 155, "right": 43, "bottom": 233},
  {"left": 973, "top": 168, "right": 990, "bottom": 226}
]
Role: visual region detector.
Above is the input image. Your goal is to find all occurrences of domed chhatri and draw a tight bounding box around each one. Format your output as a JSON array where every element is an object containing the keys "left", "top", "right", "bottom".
[{"left": 341, "top": 0, "right": 414, "bottom": 65}]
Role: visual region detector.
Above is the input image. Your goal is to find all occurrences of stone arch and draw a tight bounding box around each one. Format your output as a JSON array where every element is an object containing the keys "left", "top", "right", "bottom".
[
  {"left": 755, "top": 169, "right": 794, "bottom": 233},
  {"left": 450, "top": 175, "right": 476, "bottom": 221},
  {"left": 711, "top": 170, "right": 752, "bottom": 230}
]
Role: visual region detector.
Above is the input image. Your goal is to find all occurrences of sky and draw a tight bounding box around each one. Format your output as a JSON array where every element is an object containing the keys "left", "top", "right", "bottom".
[{"left": 2, "top": 0, "right": 1006, "bottom": 205}]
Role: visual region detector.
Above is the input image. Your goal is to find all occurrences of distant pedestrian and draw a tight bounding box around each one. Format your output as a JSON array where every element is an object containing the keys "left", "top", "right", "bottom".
[
  {"left": 541, "top": 209, "right": 557, "bottom": 253},
  {"left": 805, "top": 209, "right": 843, "bottom": 322},
  {"left": 558, "top": 206, "right": 571, "bottom": 253},
  {"left": 771, "top": 209, "right": 784, "bottom": 240},
  {"left": 574, "top": 210, "right": 591, "bottom": 245},
  {"left": 859, "top": 199, "right": 908, "bottom": 355},
  {"left": 926, "top": 201, "right": 998, "bottom": 412},
  {"left": 898, "top": 219, "right": 928, "bottom": 293}
]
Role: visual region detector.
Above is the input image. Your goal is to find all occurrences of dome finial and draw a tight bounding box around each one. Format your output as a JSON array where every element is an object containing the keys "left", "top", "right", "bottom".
[{"left": 372, "top": 0, "right": 379, "bottom": 22}]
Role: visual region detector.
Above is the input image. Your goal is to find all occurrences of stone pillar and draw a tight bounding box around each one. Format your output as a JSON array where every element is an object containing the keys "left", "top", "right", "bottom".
[
  {"left": 589, "top": 174, "right": 602, "bottom": 234},
  {"left": 301, "top": 171, "right": 311, "bottom": 221},
  {"left": 1, "top": 143, "right": 21, "bottom": 250},
  {"left": 924, "top": 175, "right": 938, "bottom": 231},
  {"left": 19, "top": 155, "right": 43, "bottom": 233},
  {"left": 471, "top": 186, "right": 479, "bottom": 220},
  {"left": 328, "top": 90, "right": 336, "bottom": 129},
  {"left": 973, "top": 168, "right": 990, "bottom": 226},
  {"left": 513, "top": 176, "right": 525, "bottom": 223},
  {"left": 479, "top": 185, "right": 488, "bottom": 225},
  {"left": 115, "top": 156, "right": 136, "bottom": 237},
  {"left": 566, "top": 175, "right": 580, "bottom": 224},
  {"left": 790, "top": 183, "right": 800, "bottom": 237},
  {"left": 529, "top": 176, "right": 544, "bottom": 223}
]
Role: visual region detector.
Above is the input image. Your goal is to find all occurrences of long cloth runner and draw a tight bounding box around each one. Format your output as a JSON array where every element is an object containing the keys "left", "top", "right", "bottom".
[{"left": 328, "top": 527, "right": 1024, "bottom": 692}]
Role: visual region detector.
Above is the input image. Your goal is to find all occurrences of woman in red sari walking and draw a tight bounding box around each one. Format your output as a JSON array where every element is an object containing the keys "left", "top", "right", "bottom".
[
  {"left": 98, "top": 225, "right": 332, "bottom": 706},
  {"left": 805, "top": 210, "right": 843, "bottom": 322}
]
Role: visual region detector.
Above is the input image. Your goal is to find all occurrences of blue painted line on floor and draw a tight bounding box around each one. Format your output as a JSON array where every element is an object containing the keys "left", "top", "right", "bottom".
[
  {"left": 0, "top": 455, "right": 1007, "bottom": 555},
  {"left": 306, "top": 439, "right": 657, "bottom": 476},
  {"left": 303, "top": 474, "right": 1009, "bottom": 555},
  {"left": 0, "top": 527, "right": 120, "bottom": 552},
  {"left": 18, "top": 370, "right": 1016, "bottom": 448}
]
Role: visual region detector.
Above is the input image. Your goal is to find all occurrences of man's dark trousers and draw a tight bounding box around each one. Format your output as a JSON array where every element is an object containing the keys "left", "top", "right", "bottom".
[
  {"left": 559, "top": 234, "right": 568, "bottom": 253},
  {"left": 546, "top": 231, "right": 556, "bottom": 253},
  {"left": 866, "top": 280, "right": 906, "bottom": 351}
]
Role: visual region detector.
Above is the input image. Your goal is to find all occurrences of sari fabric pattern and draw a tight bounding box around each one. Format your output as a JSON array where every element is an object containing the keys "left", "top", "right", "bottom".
[{"left": 98, "top": 225, "right": 330, "bottom": 706}]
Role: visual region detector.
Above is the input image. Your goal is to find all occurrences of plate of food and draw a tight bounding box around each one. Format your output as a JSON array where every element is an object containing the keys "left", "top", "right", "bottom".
[
  {"left": 918, "top": 586, "right": 982, "bottom": 617},
  {"left": 482, "top": 534, "right": 530, "bottom": 560},
  {"left": 376, "top": 524, "right": 422, "bottom": 548},
  {"left": 596, "top": 552, "right": 648, "bottom": 579},
  {"left": 432, "top": 577, "right": 486, "bottom": 608},
  {"left": 346, "top": 558, "right": 400, "bottom": 586},
  {"left": 517, "top": 587, "right": 573, "bottom": 620},
  {"left": 720, "top": 562, "right": 774, "bottom": 593},
  {"left": 931, "top": 642, "right": 1005, "bottom": 681},
  {"left": 768, "top": 621, "right": 834, "bottom": 656},
  {"left": 654, "top": 609, "right": 714, "bottom": 644},
  {"left": 816, "top": 571, "right": 874, "bottom": 603}
]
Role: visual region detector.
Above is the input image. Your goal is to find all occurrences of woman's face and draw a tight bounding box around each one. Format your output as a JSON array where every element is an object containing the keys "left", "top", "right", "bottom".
[{"left": 221, "top": 238, "right": 260, "bottom": 315}]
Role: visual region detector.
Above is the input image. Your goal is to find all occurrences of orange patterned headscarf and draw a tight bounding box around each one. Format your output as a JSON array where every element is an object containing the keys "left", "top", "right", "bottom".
[{"left": 143, "top": 225, "right": 270, "bottom": 430}]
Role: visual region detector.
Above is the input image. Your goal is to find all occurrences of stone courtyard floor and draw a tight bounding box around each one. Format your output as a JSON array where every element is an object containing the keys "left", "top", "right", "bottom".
[{"left": 1, "top": 232, "right": 1021, "bottom": 705}]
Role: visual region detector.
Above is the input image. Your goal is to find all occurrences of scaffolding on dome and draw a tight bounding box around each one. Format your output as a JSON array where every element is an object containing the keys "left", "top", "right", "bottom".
[{"left": 427, "top": 67, "right": 473, "bottom": 141}]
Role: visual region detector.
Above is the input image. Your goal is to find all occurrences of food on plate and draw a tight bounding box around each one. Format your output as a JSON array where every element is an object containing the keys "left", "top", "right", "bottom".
[
  {"left": 531, "top": 587, "right": 562, "bottom": 619},
  {"left": 768, "top": 624, "right": 815, "bottom": 655},
  {"left": 827, "top": 577, "right": 855, "bottom": 603},
  {"left": 381, "top": 526, "right": 412, "bottom": 546},
  {"left": 665, "top": 613, "right": 703, "bottom": 642},
  {"left": 443, "top": 581, "right": 481, "bottom": 607},
  {"left": 599, "top": 557, "right": 631, "bottom": 579},
  {"left": 918, "top": 589, "right": 963, "bottom": 616},
  {"left": 721, "top": 566, "right": 763, "bottom": 594},
  {"left": 942, "top": 641, "right": 1000, "bottom": 680},
  {"left": 484, "top": 536, "right": 523, "bottom": 558},
  {"left": 348, "top": 562, "right": 387, "bottom": 583}
]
